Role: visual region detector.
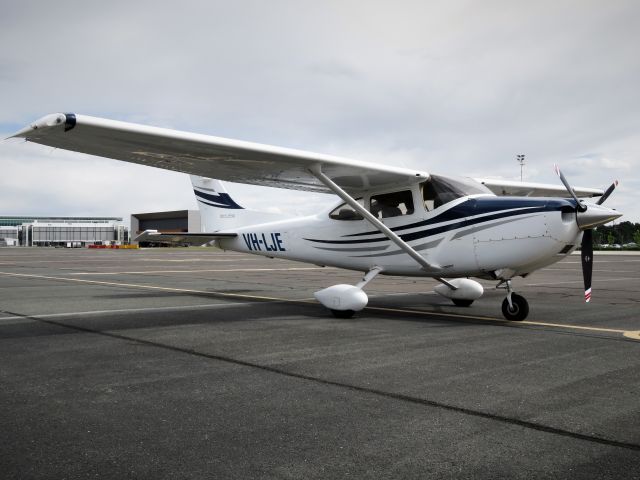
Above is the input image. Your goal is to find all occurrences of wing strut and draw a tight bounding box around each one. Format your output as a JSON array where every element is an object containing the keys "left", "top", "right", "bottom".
[{"left": 309, "top": 165, "right": 456, "bottom": 290}]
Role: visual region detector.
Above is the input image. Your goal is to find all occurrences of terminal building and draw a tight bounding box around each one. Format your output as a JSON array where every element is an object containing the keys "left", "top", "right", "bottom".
[
  {"left": 0, "top": 216, "right": 127, "bottom": 247},
  {"left": 0, "top": 226, "right": 19, "bottom": 246},
  {"left": 0, "top": 211, "right": 203, "bottom": 247}
]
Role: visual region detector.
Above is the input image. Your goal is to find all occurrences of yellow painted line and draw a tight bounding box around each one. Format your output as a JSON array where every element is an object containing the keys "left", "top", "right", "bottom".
[
  {"left": 563, "top": 260, "right": 640, "bottom": 263},
  {"left": 0, "top": 271, "right": 313, "bottom": 304},
  {"left": 368, "top": 305, "right": 635, "bottom": 335},
  {"left": 524, "top": 277, "right": 639, "bottom": 287},
  {"left": 0, "top": 270, "right": 637, "bottom": 341},
  {"left": 70, "top": 267, "right": 328, "bottom": 275},
  {"left": 365, "top": 305, "right": 501, "bottom": 321},
  {"left": 366, "top": 306, "right": 639, "bottom": 340},
  {"left": 543, "top": 268, "right": 637, "bottom": 273},
  {"left": 0, "top": 258, "right": 253, "bottom": 264},
  {"left": 137, "top": 258, "right": 252, "bottom": 262},
  {"left": 0, "top": 302, "right": 262, "bottom": 322},
  {"left": 521, "top": 320, "right": 627, "bottom": 334}
]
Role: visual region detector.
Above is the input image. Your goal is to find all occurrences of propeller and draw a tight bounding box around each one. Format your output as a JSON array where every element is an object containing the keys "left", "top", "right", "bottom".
[
  {"left": 581, "top": 229, "right": 593, "bottom": 302},
  {"left": 554, "top": 164, "right": 587, "bottom": 212},
  {"left": 596, "top": 179, "right": 619, "bottom": 205},
  {"left": 554, "top": 166, "right": 620, "bottom": 303}
]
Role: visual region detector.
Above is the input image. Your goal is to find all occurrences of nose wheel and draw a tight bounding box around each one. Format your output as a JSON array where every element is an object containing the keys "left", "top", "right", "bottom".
[
  {"left": 497, "top": 280, "right": 529, "bottom": 321},
  {"left": 501, "top": 293, "right": 529, "bottom": 321}
]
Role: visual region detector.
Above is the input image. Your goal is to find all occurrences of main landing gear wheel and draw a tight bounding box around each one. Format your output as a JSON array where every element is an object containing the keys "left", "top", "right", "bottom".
[
  {"left": 331, "top": 309, "right": 356, "bottom": 319},
  {"left": 452, "top": 299, "right": 474, "bottom": 307},
  {"left": 501, "top": 293, "right": 529, "bottom": 321}
]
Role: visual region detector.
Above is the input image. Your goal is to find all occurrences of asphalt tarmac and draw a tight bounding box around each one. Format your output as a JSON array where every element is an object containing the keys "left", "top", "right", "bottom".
[{"left": 0, "top": 247, "right": 638, "bottom": 479}]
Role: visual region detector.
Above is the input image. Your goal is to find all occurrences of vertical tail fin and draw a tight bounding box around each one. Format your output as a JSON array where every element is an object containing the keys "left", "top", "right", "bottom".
[{"left": 190, "top": 176, "right": 290, "bottom": 232}]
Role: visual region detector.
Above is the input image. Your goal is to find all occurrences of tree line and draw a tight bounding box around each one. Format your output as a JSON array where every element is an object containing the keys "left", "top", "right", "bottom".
[{"left": 593, "top": 221, "right": 640, "bottom": 247}]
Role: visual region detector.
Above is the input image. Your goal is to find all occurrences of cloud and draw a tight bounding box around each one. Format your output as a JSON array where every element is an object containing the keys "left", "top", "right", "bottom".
[{"left": 0, "top": 0, "right": 638, "bottom": 221}]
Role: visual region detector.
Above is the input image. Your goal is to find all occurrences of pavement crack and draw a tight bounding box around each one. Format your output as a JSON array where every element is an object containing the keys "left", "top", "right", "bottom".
[{"left": 4, "top": 309, "right": 640, "bottom": 453}]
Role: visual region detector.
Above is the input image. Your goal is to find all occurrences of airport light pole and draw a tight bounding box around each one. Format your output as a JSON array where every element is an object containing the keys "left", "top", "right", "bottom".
[{"left": 517, "top": 154, "right": 525, "bottom": 181}]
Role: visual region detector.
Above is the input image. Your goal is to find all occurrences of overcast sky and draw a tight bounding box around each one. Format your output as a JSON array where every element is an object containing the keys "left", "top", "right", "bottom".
[{"left": 1, "top": 0, "right": 638, "bottom": 223}]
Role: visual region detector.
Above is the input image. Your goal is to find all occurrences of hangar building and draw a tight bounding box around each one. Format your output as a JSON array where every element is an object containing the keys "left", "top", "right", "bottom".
[{"left": 130, "top": 210, "right": 201, "bottom": 245}]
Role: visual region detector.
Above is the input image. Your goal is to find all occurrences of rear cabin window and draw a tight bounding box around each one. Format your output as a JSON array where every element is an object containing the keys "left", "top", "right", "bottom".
[
  {"left": 370, "top": 190, "right": 414, "bottom": 219},
  {"left": 329, "top": 199, "right": 364, "bottom": 221}
]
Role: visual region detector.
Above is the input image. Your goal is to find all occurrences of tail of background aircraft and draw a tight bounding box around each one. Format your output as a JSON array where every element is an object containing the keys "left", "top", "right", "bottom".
[{"left": 190, "top": 175, "right": 290, "bottom": 232}]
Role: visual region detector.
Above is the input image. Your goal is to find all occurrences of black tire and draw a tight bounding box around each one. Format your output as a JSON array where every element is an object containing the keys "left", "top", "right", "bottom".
[
  {"left": 501, "top": 293, "right": 529, "bottom": 321},
  {"left": 452, "top": 299, "right": 474, "bottom": 307},
  {"left": 331, "top": 309, "right": 356, "bottom": 319}
]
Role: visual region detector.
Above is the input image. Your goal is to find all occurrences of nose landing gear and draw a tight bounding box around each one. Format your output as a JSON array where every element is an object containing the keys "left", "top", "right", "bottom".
[{"left": 497, "top": 280, "right": 529, "bottom": 321}]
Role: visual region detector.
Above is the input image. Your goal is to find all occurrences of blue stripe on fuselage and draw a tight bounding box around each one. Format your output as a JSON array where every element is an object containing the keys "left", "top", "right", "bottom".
[
  {"left": 304, "top": 197, "right": 575, "bottom": 245},
  {"left": 343, "top": 197, "right": 575, "bottom": 238}
]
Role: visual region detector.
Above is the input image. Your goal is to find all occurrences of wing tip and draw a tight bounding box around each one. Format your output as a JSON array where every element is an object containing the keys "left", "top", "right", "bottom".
[{"left": 9, "top": 112, "right": 76, "bottom": 139}]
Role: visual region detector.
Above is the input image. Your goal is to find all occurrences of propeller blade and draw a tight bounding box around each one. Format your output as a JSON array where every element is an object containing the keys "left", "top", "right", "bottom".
[
  {"left": 596, "top": 180, "right": 619, "bottom": 205},
  {"left": 554, "top": 164, "right": 587, "bottom": 212},
  {"left": 581, "top": 229, "right": 593, "bottom": 302}
]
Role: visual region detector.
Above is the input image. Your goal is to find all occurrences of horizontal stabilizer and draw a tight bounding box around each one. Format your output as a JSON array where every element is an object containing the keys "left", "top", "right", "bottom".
[{"left": 134, "top": 230, "right": 236, "bottom": 246}]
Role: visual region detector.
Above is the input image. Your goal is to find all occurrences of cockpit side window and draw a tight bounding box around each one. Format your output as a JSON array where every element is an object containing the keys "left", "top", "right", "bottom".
[
  {"left": 329, "top": 198, "right": 364, "bottom": 221},
  {"left": 422, "top": 175, "right": 492, "bottom": 210},
  {"left": 370, "top": 190, "right": 414, "bottom": 219}
]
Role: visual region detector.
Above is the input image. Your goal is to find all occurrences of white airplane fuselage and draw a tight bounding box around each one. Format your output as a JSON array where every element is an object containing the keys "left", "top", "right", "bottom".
[{"left": 217, "top": 193, "right": 582, "bottom": 280}]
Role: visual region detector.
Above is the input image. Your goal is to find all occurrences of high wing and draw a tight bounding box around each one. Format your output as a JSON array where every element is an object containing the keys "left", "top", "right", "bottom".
[
  {"left": 10, "top": 113, "right": 428, "bottom": 194},
  {"left": 134, "top": 230, "right": 236, "bottom": 246},
  {"left": 475, "top": 178, "right": 603, "bottom": 198}
]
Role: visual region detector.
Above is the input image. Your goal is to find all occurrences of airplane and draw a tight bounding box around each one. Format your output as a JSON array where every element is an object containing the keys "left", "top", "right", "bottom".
[{"left": 9, "top": 113, "right": 622, "bottom": 321}]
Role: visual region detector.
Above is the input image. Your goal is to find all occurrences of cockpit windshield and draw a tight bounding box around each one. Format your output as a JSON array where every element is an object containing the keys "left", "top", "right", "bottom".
[{"left": 422, "top": 175, "right": 493, "bottom": 210}]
